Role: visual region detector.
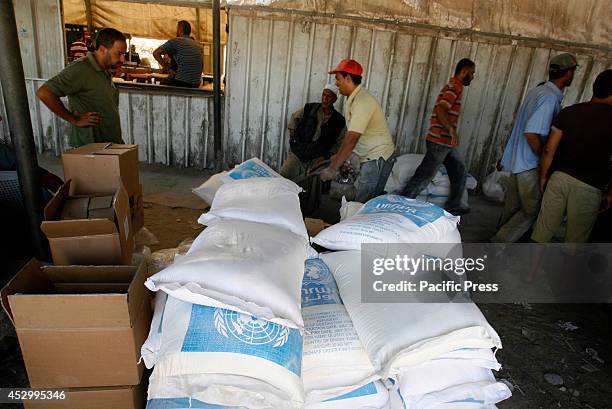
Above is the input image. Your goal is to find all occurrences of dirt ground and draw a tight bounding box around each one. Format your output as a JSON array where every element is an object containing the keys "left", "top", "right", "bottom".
[{"left": 1, "top": 156, "right": 611, "bottom": 408}]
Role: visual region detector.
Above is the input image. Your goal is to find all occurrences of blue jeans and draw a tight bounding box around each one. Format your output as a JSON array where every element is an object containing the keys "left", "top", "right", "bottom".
[
  {"left": 401, "top": 141, "right": 467, "bottom": 208},
  {"left": 355, "top": 154, "right": 396, "bottom": 203}
]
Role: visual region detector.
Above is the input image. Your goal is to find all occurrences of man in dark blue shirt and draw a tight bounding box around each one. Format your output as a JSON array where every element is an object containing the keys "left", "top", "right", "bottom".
[{"left": 154, "top": 21, "right": 203, "bottom": 88}]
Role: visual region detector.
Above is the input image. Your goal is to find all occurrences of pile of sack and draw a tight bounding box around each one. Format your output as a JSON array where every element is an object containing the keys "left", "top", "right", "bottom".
[
  {"left": 384, "top": 154, "right": 477, "bottom": 208},
  {"left": 144, "top": 161, "right": 310, "bottom": 408},
  {"left": 141, "top": 158, "right": 512, "bottom": 408},
  {"left": 311, "top": 194, "right": 512, "bottom": 408}
]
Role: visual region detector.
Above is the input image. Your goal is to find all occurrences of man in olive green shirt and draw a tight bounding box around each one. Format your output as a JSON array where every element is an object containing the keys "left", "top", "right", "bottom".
[{"left": 37, "top": 28, "right": 127, "bottom": 147}]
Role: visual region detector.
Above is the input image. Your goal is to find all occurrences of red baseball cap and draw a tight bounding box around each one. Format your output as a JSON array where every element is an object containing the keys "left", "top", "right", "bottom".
[{"left": 329, "top": 59, "right": 363, "bottom": 76}]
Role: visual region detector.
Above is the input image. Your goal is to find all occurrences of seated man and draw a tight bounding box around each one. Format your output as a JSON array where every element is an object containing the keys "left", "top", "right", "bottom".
[
  {"left": 153, "top": 20, "right": 203, "bottom": 88},
  {"left": 281, "top": 84, "right": 346, "bottom": 180}
]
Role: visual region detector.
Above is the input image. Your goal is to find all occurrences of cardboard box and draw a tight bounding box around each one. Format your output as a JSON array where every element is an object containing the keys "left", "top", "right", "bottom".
[
  {"left": 41, "top": 180, "right": 133, "bottom": 265},
  {"left": 0, "top": 259, "right": 152, "bottom": 389},
  {"left": 305, "top": 218, "right": 331, "bottom": 237},
  {"left": 131, "top": 190, "right": 144, "bottom": 231},
  {"left": 62, "top": 143, "right": 140, "bottom": 200},
  {"left": 22, "top": 374, "right": 147, "bottom": 409}
]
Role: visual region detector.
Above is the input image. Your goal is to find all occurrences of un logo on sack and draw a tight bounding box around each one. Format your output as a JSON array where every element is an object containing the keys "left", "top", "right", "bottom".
[
  {"left": 303, "top": 259, "right": 334, "bottom": 285},
  {"left": 214, "top": 309, "right": 289, "bottom": 347}
]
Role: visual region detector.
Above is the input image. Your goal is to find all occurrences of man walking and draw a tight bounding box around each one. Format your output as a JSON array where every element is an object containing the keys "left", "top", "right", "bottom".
[
  {"left": 37, "top": 28, "right": 127, "bottom": 147},
  {"left": 400, "top": 58, "right": 476, "bottom": 215},
  {"left": 531, "top": 69, "right": 612, "bottom": 243},
  {"left": 492, "top": 53, "right": 578, "bottom": 242},
  {"left": 280, "top": 84, "right": 345, "bottom": 181},
  {"left": 320, "top": 59, "right": 395, "bottom": 203}
]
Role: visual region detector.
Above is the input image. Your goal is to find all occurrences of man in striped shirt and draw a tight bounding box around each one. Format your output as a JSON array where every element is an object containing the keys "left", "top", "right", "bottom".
[
  {"left": 401, "top": 58, "right": 475, "bottom": 215},
  {"left": 154, "top": 21, "right": 203, "bottom": 88},
  {"left": 69, "top": 32, "right": 90, "bottom": 61}
]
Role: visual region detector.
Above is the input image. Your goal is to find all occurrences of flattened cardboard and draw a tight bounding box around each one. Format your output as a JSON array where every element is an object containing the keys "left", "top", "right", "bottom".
[
  {"left": 41, "top": 180, "right": 133, "bottom": 265},
  {"left": 305, "top": 218, "right": 331, "bottom": 237},
  {"left": 0, "top": 259, "right": 152, "bottom": 388},
  {"left": 23, "top": 373, "right": 147, "bottom": 409},
  {"left": 62, "top": 143, "right": 140, "bottom": 199}
]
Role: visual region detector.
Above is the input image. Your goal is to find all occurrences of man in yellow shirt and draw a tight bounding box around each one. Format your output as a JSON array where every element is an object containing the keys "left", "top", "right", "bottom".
[{"left": 320, "top": 59, "right": 396, "bottom": 202}]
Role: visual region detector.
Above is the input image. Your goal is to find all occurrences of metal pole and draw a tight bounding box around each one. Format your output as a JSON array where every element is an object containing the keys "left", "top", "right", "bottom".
[
  {"left": 84, "top": 0, "right": 93, "bottom": 33},
  {"left": 0, "top": 0, "right": 48, "bottom": 259},
  {"left": 212, "top": 0, "right": 222, "bottom": 170}
]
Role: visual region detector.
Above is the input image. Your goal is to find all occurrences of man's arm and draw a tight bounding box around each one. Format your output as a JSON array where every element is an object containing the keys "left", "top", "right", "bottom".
[
  {"left": 525, "top": 133, "right": 543, "bottom": 156},
  {"left": 434, "top": 104, "right": 458, "bottom": 144},
  {"left": 538, "top": 126, "right": 562, "bottom": 193},
  {"left": 601, "top": 175, "right": 612, "bottom": 212},
  {"left": 320, "top": 131, "right": 360, "bottom": 181},
  {"left": 37, "top": 85, "right": 100, "bottom": 127},
  {"left": 287, "top": 107, "right": 304, "bottom": 139},
  {"left": 152, "top": 47, "right": 168, "bottom": 71}
]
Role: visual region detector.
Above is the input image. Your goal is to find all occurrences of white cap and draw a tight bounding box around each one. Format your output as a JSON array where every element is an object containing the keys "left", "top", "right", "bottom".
[{"left": 324, "top": 83, "right": 339, "bottom": 96}]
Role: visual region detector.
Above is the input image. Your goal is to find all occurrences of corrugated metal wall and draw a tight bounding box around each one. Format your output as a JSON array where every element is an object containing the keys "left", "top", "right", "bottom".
[{"left": 223, "top": 9, "right": 612, "bottom": 180}]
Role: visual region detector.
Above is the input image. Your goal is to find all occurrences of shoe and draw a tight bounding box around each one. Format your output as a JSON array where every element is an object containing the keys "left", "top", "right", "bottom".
[{"left": 445, "top": 206, "right": 471, "bottom": 216}]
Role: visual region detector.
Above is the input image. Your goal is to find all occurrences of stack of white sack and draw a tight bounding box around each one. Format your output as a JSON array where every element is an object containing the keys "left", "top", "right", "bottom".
[
  {"left": 146, "top": 219, "right": 308, "bottom": 328},
  {"left": 320, "top": 250, "right": 512, "bottom": 409},
  {"left": 142, "top": 294, "right": 304, "bottom": 409},
  {"left": 192, "top": 157, "right": 280, "bottom": 205},
  {"left": 313, "top": 195, "right": 461, "bottom": 258},
  {"left": 144, "top": 165, "right": 310, "bottom": 408},
  {"left": 384, "top": 153, "right": 477, "bottom": 208},
  {"left": 300, "top": 258, "right": 385, "bottom": 406}
]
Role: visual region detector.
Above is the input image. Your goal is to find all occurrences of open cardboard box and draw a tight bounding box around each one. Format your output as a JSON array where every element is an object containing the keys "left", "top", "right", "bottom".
[
  {"left": 41, "top": 180, "right": 133, "bottom": 265},
  {"left": 62, "top": 143, "right": 143, "bottom": 230},
  {"left": 0, "top": 259, "right": 152, "bottom": 389}
]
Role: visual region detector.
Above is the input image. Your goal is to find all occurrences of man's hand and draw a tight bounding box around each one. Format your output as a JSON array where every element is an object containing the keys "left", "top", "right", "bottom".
[
  {"left": 319, "top": 167, "right": 338, "bottom": 182},
  {"left": 72, "top": 112, "right": 101, "bottom": 127},
  {"left": 600, "top": 192, "right": 612, "bottom": 212},
  {"left": 449, "top": 127, "right": 459, "bottom": 145},
  {"left": 540, "top": 176, "right": 548, "bottom": 194}
]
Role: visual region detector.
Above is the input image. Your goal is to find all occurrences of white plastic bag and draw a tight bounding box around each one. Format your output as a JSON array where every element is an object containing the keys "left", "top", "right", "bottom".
[
  {"left": 339, "top": 196, "right": 364, "bottom": 222},
  {"left": 192, "top": 158, "right": 281, "bottom": 206},
  {"left": 192, "top": 171, "right": 230, "bottom": 206},
  {"left": 384, "top": 154, "right": 425, "bottom": 193},
  {"left": 141, "top": 292, "right": 168, "bottom": 369},
  {"left": 483, "top": 171, "right": 510, "bottom": 203},
  {"left": 146, "top": 220, "right": 309, "bottom": 329},
  {"left": 304, "top": 381, "right": 390, "bottom": 409},
  {"left": 228, "top": 157, "right": 280, "bottom": 180},
  {"left": 396, "top": 352, "right": 501, "bottom": 398},
  {"left": 402, "top": 381, "right": 512, "bottom": 409},
  {"left": 320, "top": 251, "right": 502, "bottom": 377},
  {"left": 313, "top": 195, "right": 461, "bottom": 251},
  {"left": 146, "top": 296, "right": 304, "bottom": 409},
  {"left": 301, "top": 258, "right": 378, "bottom": 403},
  {"left": 199, "top": 177, "right": 308, "bottom": 238}
]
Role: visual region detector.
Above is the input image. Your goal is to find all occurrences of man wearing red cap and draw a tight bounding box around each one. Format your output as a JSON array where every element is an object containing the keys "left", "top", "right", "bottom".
[{"left": 321, "top": 59, "right": 396, "bottom": 203}]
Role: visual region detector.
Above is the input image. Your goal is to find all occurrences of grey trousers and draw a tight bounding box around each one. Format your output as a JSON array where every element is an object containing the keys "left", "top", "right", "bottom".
[{"left": 491, "top": 168, "right": 541, "bottom": 243}]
